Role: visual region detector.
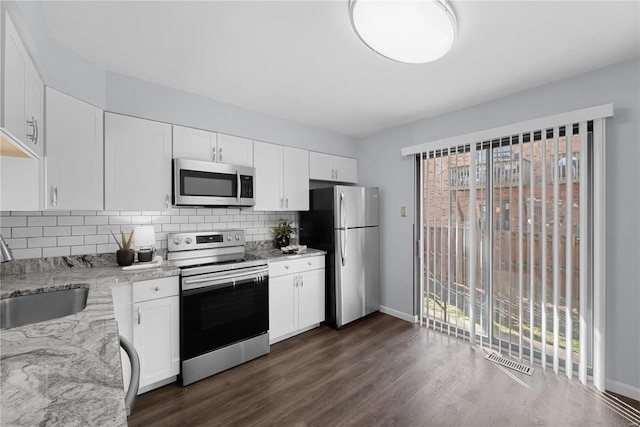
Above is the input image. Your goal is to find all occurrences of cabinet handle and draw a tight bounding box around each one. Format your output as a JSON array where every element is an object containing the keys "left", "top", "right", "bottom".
[
  {"left": 212, "top": 147, "right": 216, "bottom": 161},
  {"left": 300, "top": 274, "right": 304, "bottom": 287},
  {"left": 154, "top": 286, "right": 159, "bottom": 292},
  {"left": 284, "top": 264, "right": 290, "bottom": 269},
  {"left": 280, "top": 198, "right": 284, "bottom": 208},
  {"left": 166, "top": 195, "right": 170, "bottom": 209},
  {"left": 34, "top": 118, "right": 39, "bottom": 144},
  {"left": 285, "top": 198, "right": 288, "bottom": 209},
  {"left": 138, "top": 307, "right": 142, "bottom": 325},
  {"left": 51, "top": 186, "right": 58, "bottom": 207},
  {"left": 26, "top": 117, "right": 36, "bottom": 142},
  {"left": 335, "top": 169, "right": 338, "bottom": 180},
  {"left": 218, "top": 147, "right": 223, "bottom": 162},
  {"left": 294, "top": 274, "right": 298, "bottom": 287}
]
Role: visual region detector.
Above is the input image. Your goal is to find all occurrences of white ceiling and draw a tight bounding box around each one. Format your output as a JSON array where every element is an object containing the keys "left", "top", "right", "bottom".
[{"left": 40, "top": 0, "right": 640, "bottom": 138}]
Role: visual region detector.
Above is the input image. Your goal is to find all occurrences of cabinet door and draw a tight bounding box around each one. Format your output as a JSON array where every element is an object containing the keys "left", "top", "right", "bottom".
[
  {"left": 24, "top": 61, "right": 44, "bottom": 158},
  {"left": 298, "top": 269, "right": 325, "bottom": 329},
  {"left": 309, "top": 152, "right": 334, "bottom": 181},
  {"left": 253, "top": 141, "right": 283, "bottom": 211},
  {"left": 3, "top": 12, "right": 27, "bottom": 145},
  {"left": 283, "top": 147, "right": 309, "bottom": 211},
  {"left": 133, "top": 296, "right": 180, "bottom": 390},
  {"left": 0, "top": 156, "right": 40, "bottom": 211},
  {"left": 216, "top": 133, "right": 253, "bottom": 167},
  {"left": 269, "top": 274, "right": 297, "bottom": 342},
  {"left": 333, "top": 156, "right": 358, "bottom": 184},
  {"left": 105, "top": 113, "right": 172, "bottom": 210},
  {"left": 45, "top": 88, "right": 103, "bottom": 210},
  {"left": 172, "top": 125, "right": 216, "bottom": 161}
]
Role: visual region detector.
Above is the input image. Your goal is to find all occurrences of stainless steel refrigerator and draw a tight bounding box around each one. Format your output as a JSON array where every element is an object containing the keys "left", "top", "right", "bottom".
[{"left": 299, "top": 186, "right": 380, "bottom": 328}]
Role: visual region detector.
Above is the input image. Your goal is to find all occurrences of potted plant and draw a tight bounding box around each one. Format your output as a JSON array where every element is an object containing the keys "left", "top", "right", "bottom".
[
  {"left": 273, "top": 219, "right": 294, "bottom": 248},
  {"left": 112, "top": 230, "right": 135, "bottom": 266}
]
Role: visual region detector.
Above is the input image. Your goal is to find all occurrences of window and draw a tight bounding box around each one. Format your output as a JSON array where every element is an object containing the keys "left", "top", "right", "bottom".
[{"left": 404, "top": 105, "right": 611, "bottom": 390}]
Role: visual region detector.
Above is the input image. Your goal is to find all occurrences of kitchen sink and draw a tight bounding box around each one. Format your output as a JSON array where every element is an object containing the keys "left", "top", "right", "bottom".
[{"left": 0, "top": 287, "right": 89, "bottom": 330}]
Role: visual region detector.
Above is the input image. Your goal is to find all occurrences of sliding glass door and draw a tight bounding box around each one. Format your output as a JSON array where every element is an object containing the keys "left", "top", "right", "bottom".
[{"left": 421, "top": 123, "right": 592, "bottom": 375}]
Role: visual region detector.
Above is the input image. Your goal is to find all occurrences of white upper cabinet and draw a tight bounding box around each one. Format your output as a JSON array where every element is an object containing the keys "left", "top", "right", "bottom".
[
  {"left": 105, "top": 113, "right": 172, "bottom": 211},
  {"left": 173, "top": 125, "right": 253, "bottom": 167},
  {"left": 254, "top": 141, "right": 308, "bottom": 211},
  {"left": 172, "top": 125, "right": 216, "bottom": 161},
  {"left": 309, "top": 152, "right": 357, "bottom": 184},
  {"left": 3, "top": 11, "right": 44, "bottom": 158},
  {"left": 216, "top": 133, "right": 253, "bottom": 167},
  {"left": 283, "top": 146, "right": 309, "bottom": 211},
  {"left": 45, "top": 88, "right": 103, "bottom": 210}
]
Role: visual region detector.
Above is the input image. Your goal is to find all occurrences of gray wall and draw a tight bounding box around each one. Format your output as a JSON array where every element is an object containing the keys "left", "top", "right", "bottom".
[{"left": 356, "top": 59, "right": 640, "bottom": 396}]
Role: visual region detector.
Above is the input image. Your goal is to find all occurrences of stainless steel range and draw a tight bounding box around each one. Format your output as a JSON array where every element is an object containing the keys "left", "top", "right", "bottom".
[{"left": 168, "top": 229, "right": 269, "bottom": 386}]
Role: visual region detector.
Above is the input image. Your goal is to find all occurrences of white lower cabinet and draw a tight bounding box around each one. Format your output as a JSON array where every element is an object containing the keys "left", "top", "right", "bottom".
[
  {"left": 269, "top": 255, "right": 325, "bottom": 344},
  {"left": 112, "top": 276, "right": 180, "bottom": 395}
]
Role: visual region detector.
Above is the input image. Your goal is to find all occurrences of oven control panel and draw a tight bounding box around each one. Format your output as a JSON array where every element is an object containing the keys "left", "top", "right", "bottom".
[{"left": 168, "top": 230, "right": 245, "bottom": 252}]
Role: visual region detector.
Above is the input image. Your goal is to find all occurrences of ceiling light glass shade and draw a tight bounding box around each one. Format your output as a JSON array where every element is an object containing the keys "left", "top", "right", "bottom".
[{"left": 349, "top": 0, "right": 457, "bottom": 64}]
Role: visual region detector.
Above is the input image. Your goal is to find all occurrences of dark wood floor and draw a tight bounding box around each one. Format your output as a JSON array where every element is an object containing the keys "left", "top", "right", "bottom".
[{"left": 128, "top": 313, "right": 639, "bottom": 426}]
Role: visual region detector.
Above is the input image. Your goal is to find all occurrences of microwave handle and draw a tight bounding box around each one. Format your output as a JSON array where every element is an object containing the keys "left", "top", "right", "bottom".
[{"left": 236, "top": 170, "right": 241, "bottom": 201}]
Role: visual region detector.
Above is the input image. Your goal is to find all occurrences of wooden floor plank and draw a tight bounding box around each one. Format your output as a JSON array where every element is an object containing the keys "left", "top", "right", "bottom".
[{"left": 128, "top": 313, "right": 635, "bottom": 426}]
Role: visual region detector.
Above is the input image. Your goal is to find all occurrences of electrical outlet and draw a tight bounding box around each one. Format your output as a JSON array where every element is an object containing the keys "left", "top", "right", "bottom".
[{"left": 400, "top": 206, "right": 407, "bottom": 217}]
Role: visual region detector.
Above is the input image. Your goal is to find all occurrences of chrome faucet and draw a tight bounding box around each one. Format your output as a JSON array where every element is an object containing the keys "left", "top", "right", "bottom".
[{"left": 0, "top": 234, "right": 14, "bottom": 262}]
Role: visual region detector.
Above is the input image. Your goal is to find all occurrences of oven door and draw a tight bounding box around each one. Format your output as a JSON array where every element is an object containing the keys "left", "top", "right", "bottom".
[
  {"left": 173, "top": 158, "right": 255, "bottom": 207},
  {"left": 180, "top": 268, "right": 268, "bottom": 361}
]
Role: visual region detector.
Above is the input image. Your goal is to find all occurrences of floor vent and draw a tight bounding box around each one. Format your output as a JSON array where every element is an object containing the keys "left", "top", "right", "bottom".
[{"left": 485, "top": 352, "right": 534, "bottom": 376}]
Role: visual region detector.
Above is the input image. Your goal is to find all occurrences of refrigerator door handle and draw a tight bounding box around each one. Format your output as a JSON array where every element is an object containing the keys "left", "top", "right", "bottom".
[{"left": 340, "top": 191, "right": 347, "bottom": 266}]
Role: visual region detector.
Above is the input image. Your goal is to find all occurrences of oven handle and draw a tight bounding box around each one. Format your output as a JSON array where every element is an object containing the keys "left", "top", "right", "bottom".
[{"left": 182, "top": 269, "right": 268, "bottom": 292}]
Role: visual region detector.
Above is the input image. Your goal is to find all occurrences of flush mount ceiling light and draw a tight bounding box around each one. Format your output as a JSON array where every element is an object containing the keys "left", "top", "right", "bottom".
[{"left": 349, "top": 0, "right": 457, "bottom": 64}]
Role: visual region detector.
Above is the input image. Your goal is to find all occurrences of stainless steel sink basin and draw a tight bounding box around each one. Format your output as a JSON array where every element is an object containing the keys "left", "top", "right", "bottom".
[{"left": 0, "top": 287, "right": 89, "bottom": 330}]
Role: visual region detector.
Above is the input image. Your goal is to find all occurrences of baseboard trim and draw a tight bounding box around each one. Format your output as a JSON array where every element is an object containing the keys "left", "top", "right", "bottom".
[
  {"left": 606, "top": 378, "right": 640, "bottom": 401},
  {"left": 380, "top": 306, "right": 418, "bottom": 323}
]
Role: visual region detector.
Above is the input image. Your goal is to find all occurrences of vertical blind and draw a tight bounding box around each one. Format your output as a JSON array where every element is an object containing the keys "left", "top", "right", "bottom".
[{"left": 404, "top": 105, "right": 611, "bottom": 390}]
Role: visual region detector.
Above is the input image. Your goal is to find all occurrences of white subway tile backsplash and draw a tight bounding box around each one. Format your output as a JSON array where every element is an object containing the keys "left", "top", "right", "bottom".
[
  {"left": 84, "top": 235, "right": 109, "bottom": 245},
  {"left": 12, "top": 248, "right": 42, "bottom": 259},
  {"left": 28, "top": 237, "right": 57, "bottom": 248},
  {"left": 43, "top": 226, "right": 72, "bottom": 237},
  {"left": 58, "top": 236, "right": 85, "bottom": 246},
  {"left": 0, "top": 216, "right": 27, "bottom": 227},
  {"left": 12, "top": 211, "right": 42, "bottom": 216},
  {"left": 43, "top": 246, "right": 71, "bottom": 257},
  {"left": 71, "top": 245, "right": 97, "bottom": 255},
  {"left": 72, "top": 226, "right": 97, "bottom": 236},
  {"left": 132, "top": 216, "right": 152, "bottom": 225},
  {"left": 109, "top": 216, "right": 131, "bottom": 225},
  {"left": 12, "top": 227, "right": 43, "bottom": 238},
  {"left": 57, "top": 216, "right": 85, "bottom": 226},
  {"left": 162, "top": 224, "right": 181, "bottom": 232},
  {"left": 97, "top": 243, "right": 119, "bottom": 254},
  {"left": 85, "top": 216, "right": 110, "bottom": 225},
  {"left": 28, "top": 216, "right": 57, "bottom": 227},
  {"left": 5, "top": 238, "right": 27, "bottom": 249},
  {"left": 43, "top": 210, "right": 69, "bottom": 216},
  {"left": 3, "top": 209, "right": 297, "bottom": 260},
  {"left": 71, "top": 211, "right": 97, "bottom": 216}
]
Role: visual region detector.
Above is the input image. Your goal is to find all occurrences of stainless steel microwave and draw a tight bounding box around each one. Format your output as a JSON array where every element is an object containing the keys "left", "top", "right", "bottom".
[{"left": 173, "top": 158, "right": 255, "bottom": 207}]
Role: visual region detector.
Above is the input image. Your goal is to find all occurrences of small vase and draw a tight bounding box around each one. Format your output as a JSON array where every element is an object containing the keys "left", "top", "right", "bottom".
[
  {"left": 117, "top": 249, "right": 135, "bottom": 266},
  {"left": 274, "top": 235, "right": 290, "bottom": 248}
]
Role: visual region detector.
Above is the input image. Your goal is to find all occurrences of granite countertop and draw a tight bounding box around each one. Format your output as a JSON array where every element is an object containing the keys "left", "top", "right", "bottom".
[
  {"left": 247, "top": 243, "right": 326, "bottom": 262},
  {"left": 0, "top": 255, "right": 180, "bottom": 427},
  {"left": 0, "top": 246, "right": 324, "bottom": 426}
]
